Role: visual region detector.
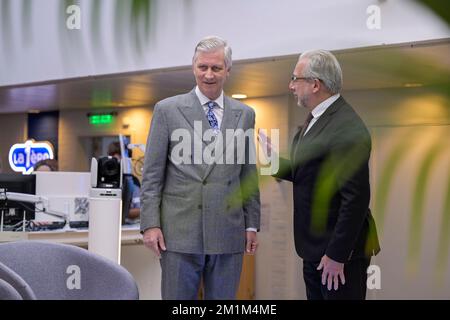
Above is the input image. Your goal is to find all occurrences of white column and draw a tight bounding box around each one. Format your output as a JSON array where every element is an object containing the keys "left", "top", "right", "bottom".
[{"left": 88, "top": 190, "right": 122, "bottom": 264}]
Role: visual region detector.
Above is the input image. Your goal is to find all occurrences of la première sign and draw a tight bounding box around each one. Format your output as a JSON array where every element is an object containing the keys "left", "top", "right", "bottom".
[{"left": 9, "top": 140, "right": 54, "bottom": 174}]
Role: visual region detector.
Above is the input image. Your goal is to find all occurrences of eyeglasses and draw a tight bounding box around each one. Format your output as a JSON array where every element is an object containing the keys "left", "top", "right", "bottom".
[{"left": 290, "top": 75, "right": 321, "bottom": 83}]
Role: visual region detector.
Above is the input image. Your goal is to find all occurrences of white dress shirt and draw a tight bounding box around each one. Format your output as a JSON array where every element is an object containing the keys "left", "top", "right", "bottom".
[
  {"left": 304, "top": 94, "right": 340, "bottom": 135},
  {"left": 195, "top": 86, "right": 224, "bottom": 129}
]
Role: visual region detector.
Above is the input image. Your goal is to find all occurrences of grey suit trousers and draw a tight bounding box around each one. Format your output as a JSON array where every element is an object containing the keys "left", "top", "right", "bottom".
[{"left": 160, "top": 251, "right": 244, "bottom": 300}]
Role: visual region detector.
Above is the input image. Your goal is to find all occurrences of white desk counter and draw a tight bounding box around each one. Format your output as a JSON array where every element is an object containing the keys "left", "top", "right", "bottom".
[{"left": 0, "top": 225, "right": 142, "bottom": 245}]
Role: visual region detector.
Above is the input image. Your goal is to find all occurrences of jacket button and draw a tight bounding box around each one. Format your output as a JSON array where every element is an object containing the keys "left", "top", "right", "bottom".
[
  {"left": 202, "top": 181, "right": 207, "bottom": 185},
  {"left": 198, "top": 205, "right": 202, "bottom": 209},
  {"left": 228, "top": 180, "right": 231, "bottom": 185}
]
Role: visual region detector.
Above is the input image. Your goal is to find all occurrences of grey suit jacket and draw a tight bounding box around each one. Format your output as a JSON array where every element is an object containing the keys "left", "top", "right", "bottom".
[{"left": 140, "top": 89, "right": 260, "bottom": 254}]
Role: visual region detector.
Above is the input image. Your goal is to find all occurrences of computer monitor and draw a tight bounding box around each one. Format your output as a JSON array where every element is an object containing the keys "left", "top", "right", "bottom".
[{"left": 0, "top": 173, "right": 36, "bottom": 225}]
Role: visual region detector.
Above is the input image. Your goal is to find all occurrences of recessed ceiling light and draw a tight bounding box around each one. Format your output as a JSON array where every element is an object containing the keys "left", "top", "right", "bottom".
[
  {"left": 232, "top": 94, "right": 247, "bottom": 99},
  {"left": 403, "top": 83, "right": 423, "bottom": 88}
]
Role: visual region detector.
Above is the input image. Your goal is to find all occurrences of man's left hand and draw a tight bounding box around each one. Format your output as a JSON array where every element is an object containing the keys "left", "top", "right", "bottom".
[
  {"left": 317, "top": 255, "right": 345, "bottom": 291},
  {"left": 245, "top": 231, "right": 258, "bottom": 254}
]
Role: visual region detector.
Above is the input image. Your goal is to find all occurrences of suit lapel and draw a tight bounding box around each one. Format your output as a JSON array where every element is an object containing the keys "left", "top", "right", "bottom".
[
  {"left": 177, "top": 89, "right": 212, "bottom": 147},
  {"left": 292, "top": 97, "right": 345, "bottom": 173},
  {"left": 303, "top": 97, "right": 344, "bottom": 141},
  {"left": 301, "top": 112, "right": 332, "bottom": 143},
  {"left": 291, "top": 129, "right": 302, "bottom": 170},
  {"left": 220, "top": 95, "right": 243, "bottom": 149}
]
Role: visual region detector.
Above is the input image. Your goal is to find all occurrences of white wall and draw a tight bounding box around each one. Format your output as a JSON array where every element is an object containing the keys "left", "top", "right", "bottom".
[
  {"left": 246, "top": 95, "right": 306, "bottom": 299},
  {"left": 344, "top": 87, "right": 450, "bottom": 299},
  {"left": 1, "top": 0, "right": 449, "bottom": 86}
]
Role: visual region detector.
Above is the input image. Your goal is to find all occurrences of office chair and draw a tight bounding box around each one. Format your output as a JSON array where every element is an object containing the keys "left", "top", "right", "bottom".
[
  {"left": 0, "top": 279, "right": 22, "bottom": 300},
  {"left": 0, "top": 261, "right": 36, "bottom": 300},
  {"left": 0, "top": 241, "right": 139, "bottom": 300}
]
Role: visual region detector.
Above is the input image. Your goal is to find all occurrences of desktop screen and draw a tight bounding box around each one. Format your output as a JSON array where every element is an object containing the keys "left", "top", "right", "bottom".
[{"left": 0, "top": 173, "right": 36, "bottom": 225}]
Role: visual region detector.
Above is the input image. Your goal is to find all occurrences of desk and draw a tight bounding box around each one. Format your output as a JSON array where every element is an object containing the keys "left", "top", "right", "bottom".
[{"left": 32, "top": 227, "right": 142, "bottom": 246}]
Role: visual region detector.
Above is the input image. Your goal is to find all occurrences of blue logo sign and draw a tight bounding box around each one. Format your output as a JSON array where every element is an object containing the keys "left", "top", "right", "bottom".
[{"left": 8, "top": 140, "right": 54, "bottom": 174}]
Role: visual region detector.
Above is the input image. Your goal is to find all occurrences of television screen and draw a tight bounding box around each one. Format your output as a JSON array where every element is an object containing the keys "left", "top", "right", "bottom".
[{"left": 0, "top": 173, "right": 36, "bottom": 226}]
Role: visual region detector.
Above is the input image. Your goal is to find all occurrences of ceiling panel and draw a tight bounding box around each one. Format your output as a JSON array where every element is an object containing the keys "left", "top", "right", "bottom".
[{"left": 0, "top": 39, "right": 448, "bottom": 114}]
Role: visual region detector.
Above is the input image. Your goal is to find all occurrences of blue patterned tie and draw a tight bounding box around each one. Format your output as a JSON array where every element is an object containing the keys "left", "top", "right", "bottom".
[{"left": 206, "top": 101, "right": 220, "bottom": 134}]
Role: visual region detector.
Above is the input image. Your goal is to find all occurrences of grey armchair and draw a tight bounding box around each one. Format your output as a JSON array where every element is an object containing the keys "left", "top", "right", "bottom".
[
  {"left": 0, "top": 241, "right": 139, "bottom": 300},
  {"left": 0, "top": 278, "right": 22, "bottom": 300},
  {"left": 0, "top": 260, "right": 35, "bottom": 300}
]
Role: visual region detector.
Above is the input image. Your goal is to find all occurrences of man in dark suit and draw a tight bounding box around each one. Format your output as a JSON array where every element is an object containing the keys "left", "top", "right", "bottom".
[{"left": 260, "top": 49, "right": 380, "bottom": 299}]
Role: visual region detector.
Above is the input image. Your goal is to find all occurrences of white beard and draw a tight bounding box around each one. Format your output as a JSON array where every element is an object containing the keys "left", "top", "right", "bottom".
[{"left": 297, "top": 93, "right": 310, "bottom": 109}]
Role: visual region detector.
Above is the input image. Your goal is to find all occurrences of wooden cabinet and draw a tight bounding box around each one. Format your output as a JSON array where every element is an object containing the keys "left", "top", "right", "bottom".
[{"left": 236, "top": 254, "right": 255, "bottom": 300}]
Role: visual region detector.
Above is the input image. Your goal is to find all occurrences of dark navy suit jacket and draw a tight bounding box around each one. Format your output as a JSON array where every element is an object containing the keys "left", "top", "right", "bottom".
[{"left": 275, "top": 96, "right": 380, "bottom": 263}]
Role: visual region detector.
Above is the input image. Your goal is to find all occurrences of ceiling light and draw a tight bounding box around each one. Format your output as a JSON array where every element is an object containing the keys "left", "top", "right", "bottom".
[
  {"left": 232, "top": 94, "right": 247, "bottom": 99},
  {"left": 28, "top": 109, "right": 40, "bottom": 114}
]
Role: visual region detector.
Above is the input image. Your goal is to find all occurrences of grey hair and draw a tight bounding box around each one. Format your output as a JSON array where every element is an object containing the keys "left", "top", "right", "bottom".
[
  {"left": 193, "top": 36, "right": 232, "bottom": 69},
  {"left": 299, "top": 49, "right": 343, "bottom": 94}
]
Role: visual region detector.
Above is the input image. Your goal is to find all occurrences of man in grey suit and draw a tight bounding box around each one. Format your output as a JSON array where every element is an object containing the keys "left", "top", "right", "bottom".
[{"left": 140, "top": 36, "right": 260, "bottom": 300}]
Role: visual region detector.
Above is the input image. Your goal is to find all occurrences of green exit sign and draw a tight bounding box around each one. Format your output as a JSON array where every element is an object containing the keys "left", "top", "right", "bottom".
[{"left": 87, "top": 112, "right": 117, "bottom": 125}]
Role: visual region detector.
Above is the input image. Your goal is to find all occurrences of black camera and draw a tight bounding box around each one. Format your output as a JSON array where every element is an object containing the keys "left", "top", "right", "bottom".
[{"left": 90, "top": 156, "right": 122, "bottom": 189}]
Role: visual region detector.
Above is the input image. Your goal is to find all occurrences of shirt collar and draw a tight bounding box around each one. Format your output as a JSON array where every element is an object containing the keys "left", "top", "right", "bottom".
[
  {"left": 195, "top": 86, "right": 224, "bottom": 109},
  {"left": 311, "top": 94, "right": 340, "bottom": 119}
]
